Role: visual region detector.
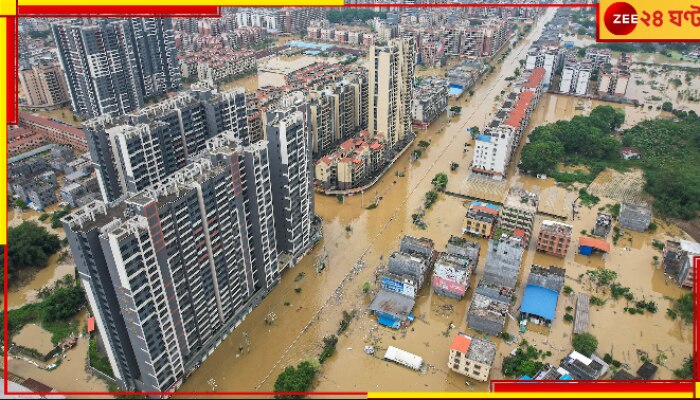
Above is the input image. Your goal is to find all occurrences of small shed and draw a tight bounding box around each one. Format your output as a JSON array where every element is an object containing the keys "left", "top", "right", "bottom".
[
  {"left": 578, "top": 237, "right": 610, "bottom": 256},
  {"left": 519, "top": 284, "right": 559, "bottom": 325},
  {"left": 636, "top": 361, "right": 658, "bottom": 380}
]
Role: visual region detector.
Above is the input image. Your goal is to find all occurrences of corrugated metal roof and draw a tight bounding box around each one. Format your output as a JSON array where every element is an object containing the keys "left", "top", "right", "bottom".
[{"left": 520, "top": 284, "right": 558, "bottom": 321}]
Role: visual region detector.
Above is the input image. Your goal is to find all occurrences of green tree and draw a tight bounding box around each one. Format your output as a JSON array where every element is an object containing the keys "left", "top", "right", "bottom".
[
  {"left": 274, "top": 360, "right": 319, "bottom": 398},
  {"left": 572, "top": 333, "right": 598, "bottom": 357},
  {"left": 662, "top": 101, "right": 674, "bottom": 112},
  {"left": 431, "top": 173, "right": 448, "bottom": 192},
  {"left": 8, "top": 222, "right": 61, "bottom": 282},
  {"left": 520, "top": 141, "right": 563, "bottom": 175},
  {"left": 674, "top": 356, "right": 693, "bottom": 379},
  {"left": 673, "top": 292, "right": 694, "bottom": 324}
]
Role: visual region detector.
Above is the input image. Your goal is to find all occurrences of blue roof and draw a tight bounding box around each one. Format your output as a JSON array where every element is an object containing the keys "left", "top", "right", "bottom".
[
  {"left": 560, "top": 374, "right": 573, "bottom": 380},
  {"left": 473, "top": 201, "right": 500, "bottom": 211},
  {"left": 475, "top": 134, "right": 491, "bottom": 143},
  {"left": 377, "top": 315, "right": 401, "bottom": 329},
  {"left": 520, "top": 284, "right": 559, "bottom": 321},
  {"left": 520, "top": 375, "right": 533, "bottom": 380}
]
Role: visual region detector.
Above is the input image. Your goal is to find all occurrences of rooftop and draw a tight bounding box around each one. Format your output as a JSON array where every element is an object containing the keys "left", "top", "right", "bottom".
[
  {"left": 578, "top": 236, "right": 611, "bottom": 253},
  {"left": 368, "top": 289, "right": 415, "bottom": 321},
  {"left": 540, "top": 220, "right": 573, "bottom": 236},
  {"left": 520, "top": 284, "right": 559, "bottom": 321}
]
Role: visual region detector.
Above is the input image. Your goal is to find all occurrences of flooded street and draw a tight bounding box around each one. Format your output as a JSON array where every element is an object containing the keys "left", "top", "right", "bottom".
[{"left": 180, "top": 8, "right": 569, "bottom": 395}]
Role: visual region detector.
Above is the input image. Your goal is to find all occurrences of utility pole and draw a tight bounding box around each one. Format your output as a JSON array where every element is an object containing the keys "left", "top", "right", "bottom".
[{"left": 243, "top": 331, "right": 250, "bottom": 353}]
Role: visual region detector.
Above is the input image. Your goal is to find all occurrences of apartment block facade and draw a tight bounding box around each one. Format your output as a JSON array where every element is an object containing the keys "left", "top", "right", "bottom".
[
  {"left": 536, "top": 220, "right": 573, "bottom": 257},
  {"left": 368, "top": 37, "right": 415, "bottom": 150},
  {"left": 53, "top": 18, "right": 180, "bottom": 118},
  {"left": 265, "top": 107, "right": 314, "bottom": 262},
  {"left": 308, "top": 76, "right": 369, "bottom": 158},
  {"left": 84, "top": 87, "right": 249, "bottom": 202},
  {"left": 62, "top": 137, "right": 279, "bottom": 393},
  {"left": 19, "top": 62, "right": 70, "bottom": 109}
]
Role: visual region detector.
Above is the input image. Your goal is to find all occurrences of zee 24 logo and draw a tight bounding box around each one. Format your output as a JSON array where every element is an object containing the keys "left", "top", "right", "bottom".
[{"left": 604, "top": 1, "right": 700, "bottom": 35}]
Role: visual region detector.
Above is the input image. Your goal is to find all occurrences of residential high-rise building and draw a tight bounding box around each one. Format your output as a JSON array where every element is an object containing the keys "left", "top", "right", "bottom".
[
  {"left": 52, "top": 18, "right": 180, "bottom": 118},
  {"left": 18, "top": 62, "right": 70, "bottom": 109},
  {"left": 308, "top": 76, "right": 369, "bottom": 158},
  {"left": 265, "top": 105, "right": 314, "bottom": 263},
  {"left": 62, "top": 134, "right": 279, "bottom": 393},
  {"left": 368, "top": 37, "right": 415, "bottom": 150},
  {"left": 84, "top": 87, "right": 249, "bottom": 202}
]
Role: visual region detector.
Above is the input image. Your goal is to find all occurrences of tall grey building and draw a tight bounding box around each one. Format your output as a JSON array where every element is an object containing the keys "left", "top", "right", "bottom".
[
  {"left": 265, "top": 104, "right": 313, "bottom": 264},
  {"left": 84, "top": 87, "right": 249, "bottom": 202},
  {"left": 52, "top": 18, "right": 180, "bottom": 119},
  {"left": 62, "top": 134, "right": 279, "bottom": 392},
  {"left": 368, "top": 37, "right": 415, "bottom": 150}
]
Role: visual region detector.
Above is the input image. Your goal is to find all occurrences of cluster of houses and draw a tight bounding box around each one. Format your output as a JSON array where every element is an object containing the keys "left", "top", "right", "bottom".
[{"left": 178, "top": 49, "right": 257, "bottom": 84}]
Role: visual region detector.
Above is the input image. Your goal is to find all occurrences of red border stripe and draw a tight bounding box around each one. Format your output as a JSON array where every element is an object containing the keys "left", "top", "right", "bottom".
[
  {"left": 6, "top": 17, "right": 17, "bottom": 125},
  {"left": 18, "top": 6, "right": 220, "bottom": 17}
]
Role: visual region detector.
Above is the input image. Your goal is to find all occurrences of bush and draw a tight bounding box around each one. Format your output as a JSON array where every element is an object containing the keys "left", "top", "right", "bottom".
[
  {"left": 564, "top": 313, "right": 574, "bottom": 322},
  {"left": 424, "top": 191, "right": 438, "bottom": 209},
  {"left": 572, "top": 333, "right": 598, "bottom": 357},
  {"left": 417, "top": 140, "right": 431, "bottom": 148},
  {"left": 501, "top": 332, "right": 511, "bottom": 341},
  {"left": 431, "top": 173, "right": 448, "bottom": 192},
  {"left": 566, "top": 306, "right": 574, "bottom": 312},
  {"left": 362, "top": 282, "right": 371, "bottom": 294},
  {"left": 274, "top": 360, "right": 319, "bottom": 398},
  {"left": 563, "top": 285, "right": 574, "bottom": 295},
  {"left": 672, "top": 292, "right": 693, "bottom": 324},
  {"left": 604, "top": 353, "right": 613, "bottom": 364},
  {"left": 8, "top": 222, "right": 61, "bottom": 284},
  {"left": 89, "top": 336, "right": 114, "bottom": 376},
  {"left": 674, "top": 356, "right": 693, "bottom": 379}
]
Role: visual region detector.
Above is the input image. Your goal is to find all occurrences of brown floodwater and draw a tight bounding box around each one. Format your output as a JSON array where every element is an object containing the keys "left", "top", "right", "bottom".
[
  {"left": 5, "top": 329, "right": 109, "bottom": 394},
  {"left": 13, "top": 324, "right": 56, "bottom": 355},
  {"left": 6, "top": 253, "right": 75, "bottom": 310},
  {"left": 179, "top": 8, "right": 576, "bottom": 395}
]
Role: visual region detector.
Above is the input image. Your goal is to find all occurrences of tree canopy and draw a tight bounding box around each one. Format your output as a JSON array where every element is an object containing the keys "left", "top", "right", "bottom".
[
  {"left": 8, "top": 221, "right": 61, "bottom": 281},
  {"left": 326, "top": 9, "right": 386, "bottom": 23},
  {"left": 274, "top": 360, "right": 320, "bottom": 399},
  {"left": 520, "top": 106, "right": 624, "bottom": 175},
  {"left": 572, "top": 333, "right": 598, "bottom": 357}
]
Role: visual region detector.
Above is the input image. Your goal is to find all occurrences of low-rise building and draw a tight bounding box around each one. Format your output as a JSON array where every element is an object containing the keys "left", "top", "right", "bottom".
[
  {"left": 463, "top": 201, "right": 500, "bottom": 238},
  {"left": 445, "top": 235, "right": 480, "bottom": 269},
  {"left": 536, "top": 220, "right": 573, "bottom": 257},
  {"left": 663, "top": 240, "right": 700, "bottom": 288},
  {"left": 499, "top": 189, "right": 538, "bottom": 246},
  {"left": 7, "top": 125, "right": 46, "bottom": 157},
  {"left": 482, "top": 233, "right": 525, "bottom": 291},
  {"left": 466, "top": 293, "right": 509, "bottom": 336},
  {"left": 620, "top": 147, "right": 640, "bottom": 160},
  {"left": 448, "top": 333, "right": 497, "bottom": 382},
  {"left": 560, "top": 351, "right": 609, "bottom": 380},
  {"left": 560, "top": 57, "right": 592, "bottom": 96},
  {"left": 412, "top": 77, "right": 448, "bottom": 128},
  {"left": 619, "top": 202, "right": 652, "bottom": 232},
  {"left": 593, "top": 213, "right": 613, "bottom": 237},
  {"left": 18, "top": 112, "right": 88, "bottom": 152},
  {"left": 432, "top": 253, "right": 473, "bottom": 299}
]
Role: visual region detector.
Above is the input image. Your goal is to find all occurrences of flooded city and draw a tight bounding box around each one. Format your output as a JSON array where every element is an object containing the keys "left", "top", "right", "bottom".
[{"left": 8, "top": 5, "right": 700, "bottom": 398}]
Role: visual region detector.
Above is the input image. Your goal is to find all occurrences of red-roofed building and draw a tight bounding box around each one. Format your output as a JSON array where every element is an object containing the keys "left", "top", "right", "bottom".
[
  {"left": 7, "top": 125, "right": 47, "bottom": 157},
  {"left": 448, "top": 333, "right": 497, "bottom": 382},
  {"left": 18, "top": 112, "right": 87, "bottom": 152}
]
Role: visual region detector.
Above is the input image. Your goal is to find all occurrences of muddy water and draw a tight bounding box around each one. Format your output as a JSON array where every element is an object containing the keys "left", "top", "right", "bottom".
[
  {"left": 13, "top": 324, "right": 56, "bottom": 354},
  {"left": 626, "top": 67, "right": 700, "bottom": 113},
  {"left": 6, "top": 334, "right": 109, "bottom": 393},
  {"left": 6, "top": 253, "right": 75, "bottom": 310},
  {"left": 180, "top": 8, "right": 562, "bottom": 395},
  {"left": 7, "top": 210, "right": 73, "bottom": 309}
]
